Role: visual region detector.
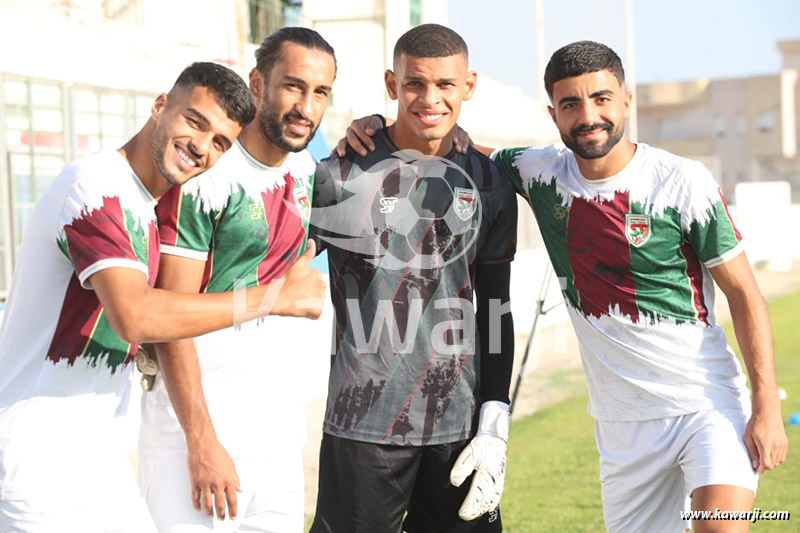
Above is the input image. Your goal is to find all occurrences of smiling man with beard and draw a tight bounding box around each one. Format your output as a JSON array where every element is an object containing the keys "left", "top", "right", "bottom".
[
  {"left": 0, "top": 62, "right": 327, "bottom": 533},
  {"left": 137, "top": 27, "right": 336, "bottom": 533},
  {"left": 492, "top": 41, "right": 787, "bottom": 533}
]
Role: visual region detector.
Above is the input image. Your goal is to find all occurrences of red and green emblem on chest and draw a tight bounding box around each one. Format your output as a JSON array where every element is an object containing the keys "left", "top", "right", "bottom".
[
  {"left": 293, "top": 183, "right": 311, "bottom": 220},
  {"left": 285, "top": 175, "right": 311, "bottom": 220},
  {"left": 625, "top": 213, "right": 651, "bottom": 247},
  {"left": 454, "top": 187, "right": 477, "bottom": 221}
]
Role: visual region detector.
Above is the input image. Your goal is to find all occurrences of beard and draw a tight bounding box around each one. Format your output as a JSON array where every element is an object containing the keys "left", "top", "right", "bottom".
[
  {"left": 561, "top": 119, "right": 624, "bottom": 160},
  {"left": 150, "top": 127, "right": 185, "bottom": 187},
  {"left": 257, "top": 94, "right": 318, "bottom": 154}
]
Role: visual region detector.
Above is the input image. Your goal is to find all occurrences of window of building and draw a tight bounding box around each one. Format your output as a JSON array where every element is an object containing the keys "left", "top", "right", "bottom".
[
  {"left": 410, "top": 0, "right": 422, "bottom": 26},
  {"left": 735, "top": 114, "right": 747, "bottom": 135},
  {"left": 758, "top": 111, "right": 774, "bottom": 133},
  {"left": 248, "top": 0, "right": 302, "bottom": 44},
  {"left": 714, "top": 117, "right": 726, "bottom": 137},
  {"left": 0, "top": 75, "right": 154, "bottom": 300}
]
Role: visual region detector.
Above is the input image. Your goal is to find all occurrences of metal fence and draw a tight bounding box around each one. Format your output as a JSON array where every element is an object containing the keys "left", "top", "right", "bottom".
[{"left": 0, "top": 73, "right": 155, "bottom": 300}]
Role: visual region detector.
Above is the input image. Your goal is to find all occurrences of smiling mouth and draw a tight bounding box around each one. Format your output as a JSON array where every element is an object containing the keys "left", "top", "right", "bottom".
[
  {"left": 573, "top": 122, "right": 612, "bottom": 139},
  {"left": 414, "top": 111, "right": 447, "bottom": 126},
  {"left": 578, "top": 127, "right": 607, "bottom": 137},
  {"left": 175, "top": 145, "right": 199, "bottom": 169},
  {"left": 285, "top": 115, "right": 312, "bottom": 137}
]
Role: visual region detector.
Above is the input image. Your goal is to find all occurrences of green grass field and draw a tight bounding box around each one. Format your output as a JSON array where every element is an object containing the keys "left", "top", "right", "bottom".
[{"left": 501, "top": 290, "right": 800, "bottom": 532}]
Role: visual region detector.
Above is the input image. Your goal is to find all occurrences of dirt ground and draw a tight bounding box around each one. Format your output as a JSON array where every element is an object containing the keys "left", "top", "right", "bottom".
[{"left": 301, "top": 260, "right": 800, "bottom": 519}]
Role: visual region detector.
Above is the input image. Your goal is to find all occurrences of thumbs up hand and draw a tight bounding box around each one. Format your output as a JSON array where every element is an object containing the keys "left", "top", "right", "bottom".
[{"left": 273, "top": 239, "right": 326, "bottom": 319}]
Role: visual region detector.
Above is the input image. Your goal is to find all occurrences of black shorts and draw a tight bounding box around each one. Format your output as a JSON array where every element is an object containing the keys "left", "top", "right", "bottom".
[{"left": 310, "top": 433, "right": 502, "bottom": 533}]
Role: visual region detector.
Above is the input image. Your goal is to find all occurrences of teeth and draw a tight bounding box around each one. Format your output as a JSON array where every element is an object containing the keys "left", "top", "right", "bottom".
[
  {"left": 177, "top": 147, "right": 197, "bottom": 167},
  {"left": 417, "top": 113, "right": 445, "bottom": 122}
]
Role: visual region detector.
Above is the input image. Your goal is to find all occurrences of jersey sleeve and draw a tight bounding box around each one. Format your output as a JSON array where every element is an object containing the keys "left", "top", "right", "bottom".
[
  {"left": 476, "top": 165, "right": 518, "bottom": 265},
  {"left": 156, "top": 184, "right": 217, "bottom": 261},
  {"left": 311, "top": 154, "right": 347, "bottom": 209},
  {"left": 310, "top": 154, "right": 349, "bottom": 248},
  {"left": 57, "top": 183, "right": 150, "bottom": 289},
  {"left": 681, "top": 163, "right": 744, "bottom": 267},
  {"left": 491, "top": 147, "right": 529, "bottom": 200}
]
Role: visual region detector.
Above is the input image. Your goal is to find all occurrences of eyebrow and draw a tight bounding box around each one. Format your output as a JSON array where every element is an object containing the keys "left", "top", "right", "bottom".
[
  {"left": 404, "top": 75, "right": 457, "bottom": 83},
  {"left": 558, "top": 89, "right": 615, "bottom": 106},
  {"left": 284, "top": 75, "right": 332, "bottom": 93},
  {"left": 187, "top": 108, "right": 232, "bottom": 150},
  {"left": 186, "top": 107, "right": 210, "bottom": 127}
]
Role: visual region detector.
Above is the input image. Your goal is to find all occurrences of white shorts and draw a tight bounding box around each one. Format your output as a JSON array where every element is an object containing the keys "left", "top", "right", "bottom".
[
  {"left": 596, "top": 408, "right": 758, "bottom": 533},
  {"left": 138, "top": 448, "right": 304, "bottom": 533},
  {"left": 0, "top": 456, "right": 157, "bottom": 533}
]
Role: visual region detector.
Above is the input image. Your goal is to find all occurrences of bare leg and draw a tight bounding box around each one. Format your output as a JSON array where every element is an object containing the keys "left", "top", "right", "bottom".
[{"left": 691, "top": 484, "right": 754, "bottom": 533}]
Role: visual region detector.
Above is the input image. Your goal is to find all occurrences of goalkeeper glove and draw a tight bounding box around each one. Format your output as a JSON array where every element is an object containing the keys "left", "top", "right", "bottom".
[{"left": 449, "top": 400, "right": 510, "bottom": 521}]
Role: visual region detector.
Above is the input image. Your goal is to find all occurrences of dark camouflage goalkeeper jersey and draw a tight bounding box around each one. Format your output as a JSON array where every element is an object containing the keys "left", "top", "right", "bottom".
[{"left": 312, "top": 128, "right": 517, "bottom": 446}]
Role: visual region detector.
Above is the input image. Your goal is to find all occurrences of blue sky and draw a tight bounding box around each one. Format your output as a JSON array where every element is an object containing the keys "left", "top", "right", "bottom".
[{"left": 449, "top": 0, "right": 800, "bottom": 99}]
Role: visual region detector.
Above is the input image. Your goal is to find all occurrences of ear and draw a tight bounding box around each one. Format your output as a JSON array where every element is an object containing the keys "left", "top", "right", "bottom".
[
  {"left": 151, "top": 93, "right": 168, "bottom": 121},
  {"left": 548, "top": 105, "right": 557, "bottom": 126},
  {"left": 249, "top": 67, "right": 263, "bottom": 102},
  {"left": 385, "top": 69, "right": 398, "bottom": 101},
  {"left": 462, "top": 70, "right": 477, "bottom": 101},
  {"left": 623, "top": 88, "right": 632, "bottom": 117}
]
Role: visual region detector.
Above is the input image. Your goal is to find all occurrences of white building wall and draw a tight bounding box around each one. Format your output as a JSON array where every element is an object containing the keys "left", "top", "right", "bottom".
[{"left": 0, "top": 2, "right": 245, "bottom": 93}]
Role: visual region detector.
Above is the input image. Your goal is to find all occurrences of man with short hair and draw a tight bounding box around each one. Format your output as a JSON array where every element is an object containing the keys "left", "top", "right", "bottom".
[
  {"left": 343, "top": 39, "right": 787, "bottom": 533},
  {"left": 310, "top": 24, "right": 517, "bottom": 533},
  {"left": 138, "top": 27, "right": 336, "bottom": 532},
  {"left": 0, "top": 62, "right": 325, "bottom": 533},
  {"left": 493, "top": 41, "right": 786, "bottom": 533}
]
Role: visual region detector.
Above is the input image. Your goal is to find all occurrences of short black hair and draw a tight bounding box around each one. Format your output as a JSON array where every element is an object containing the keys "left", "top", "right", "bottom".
[
  {"left": 169, "top": 62, "right": 255, "bottom": 126},
  {"left": 544, "top": 41, "right": 625, "bottom": 99},
  {"left": 254, "top": 26, "right": 336, "bottom": 81},
  {"left": 393, "top": 24, "right": 468, "bottom": 64}
]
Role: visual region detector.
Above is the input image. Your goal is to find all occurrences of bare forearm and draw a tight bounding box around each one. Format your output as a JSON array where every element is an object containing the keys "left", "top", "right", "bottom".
[
  {"left": 93, "top": 243, "right": 323, "bottom": 344},
  {"left": 728, "top": 288, "right": 778, "bottom": 406},
  {"left": 154, "top": 337, "right": 243, "bottom": 517},
  {"left": 154, "top": 339, "right": 217, "bottom": 447},
  {"left": 710, "top": 253, "right": 787, "bottom": 472},
  {"left": 132, "top": 285, "right": 274, "bottom": 343}
]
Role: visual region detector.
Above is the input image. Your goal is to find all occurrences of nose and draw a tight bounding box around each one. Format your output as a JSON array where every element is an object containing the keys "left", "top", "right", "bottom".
[
  {"left": 418, "top": 84, "right": 441, "bottom": 106},
  {"left": 578, "top": 101, "right": 599, "bottom": 125},
  {"left": 189, "top": 132, "right": 214, "bottom": 159},
  {"left": 295, "top": 91, "right": 314, "bottom": 118}
]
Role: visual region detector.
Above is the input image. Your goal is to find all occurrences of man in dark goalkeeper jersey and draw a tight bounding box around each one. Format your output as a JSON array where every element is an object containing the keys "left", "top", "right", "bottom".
[{"left": 310, "top": 24, "right": 517, "bottom": 533}]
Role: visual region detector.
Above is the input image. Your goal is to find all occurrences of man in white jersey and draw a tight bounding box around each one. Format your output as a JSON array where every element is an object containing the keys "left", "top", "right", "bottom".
[
  {"left": 138, "top": 28, "right": 336, "bottom": 532},
  {"left": 342, "top": 40, "right": 787, "bottom": 533},
  {"left": 0, "top": 62, "right": 325, "bottom": 533}
]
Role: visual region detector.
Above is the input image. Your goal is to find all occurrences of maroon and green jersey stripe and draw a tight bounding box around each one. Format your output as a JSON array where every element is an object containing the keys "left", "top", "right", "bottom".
[
  {"left": 157, "top": 141, "right": 315, "bottom": 293},
  {"left": 493, "top": 143, "right": 751, "bottom": 421},
  {"left": 50, "top": 184, "right": 158, "bottom": 373},
  {"left": 494, "top": 144, "right": 742, "bottom": 326}
]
